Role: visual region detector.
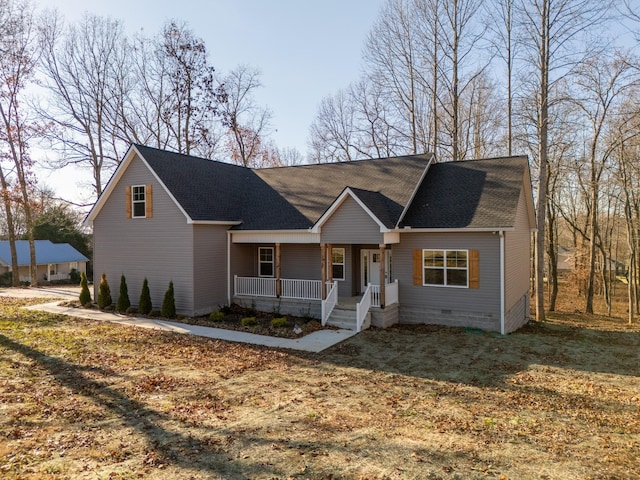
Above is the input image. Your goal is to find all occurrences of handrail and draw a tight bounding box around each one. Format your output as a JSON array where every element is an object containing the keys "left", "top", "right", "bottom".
[
  {"left": 356, "top": 284, "right": 373, "bottom": 332},
  {"left": 321, "top": 280, "right": 338, "bottom": 326}
]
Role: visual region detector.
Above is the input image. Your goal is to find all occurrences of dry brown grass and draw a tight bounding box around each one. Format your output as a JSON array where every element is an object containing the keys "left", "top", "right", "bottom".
[{"left": 1, "top": 291, "right": 639, "bottom": 479}]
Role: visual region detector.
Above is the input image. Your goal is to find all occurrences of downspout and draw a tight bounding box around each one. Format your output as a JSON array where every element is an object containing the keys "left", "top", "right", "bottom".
[
  {"left": 227, "top": 230, "right": 231, "bottom": 305},
  {"left": 500, "top": 230, "right": 505, "bottom": 335}
]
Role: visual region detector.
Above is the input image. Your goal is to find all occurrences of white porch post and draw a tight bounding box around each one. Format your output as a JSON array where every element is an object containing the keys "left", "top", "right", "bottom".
[
  {"left": 327, "top": 243, "right": 333, "bottom": 284},
  {"left": 379, "top": 244, "right": 386, "bottom": 309},
  {"left": 321, "top": 243, "right": 326, "bottom": 299},
  {"left": 275, "top": 243, "right": 281, "bottom": 297}
]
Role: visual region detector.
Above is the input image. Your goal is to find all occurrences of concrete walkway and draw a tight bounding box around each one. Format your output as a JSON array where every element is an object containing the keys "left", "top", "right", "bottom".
[{"left": 22, "top": 300, "right": 358, "bottom": 353}]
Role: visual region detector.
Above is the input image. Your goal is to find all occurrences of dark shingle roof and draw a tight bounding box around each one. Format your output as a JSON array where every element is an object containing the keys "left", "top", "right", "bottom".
[
  {"left": 135, "top": 145, "right": 432, "bottom": 229},
  {"left": 132, "top": 145, "right": 527, "bottom": 231},
  {"left": 253, "top": 155, "right": 432, "bottom": 229},
  {"left": 0, "top": 240, "right": 88, "bottom": 266},
  {"left": 400, "top": 156, "right": 528, "bottom": 229},
  {"left": 135, "top": 145, "right": 250, "bottom": 222}
]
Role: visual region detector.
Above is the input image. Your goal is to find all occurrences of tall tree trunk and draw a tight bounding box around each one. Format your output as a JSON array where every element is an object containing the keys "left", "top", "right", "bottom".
[
  {"left": 0, "top": 166, "right": 19, "bottom": 286},
  {"left": 534, "top": 0, "right": 550, "bottom": 322}
]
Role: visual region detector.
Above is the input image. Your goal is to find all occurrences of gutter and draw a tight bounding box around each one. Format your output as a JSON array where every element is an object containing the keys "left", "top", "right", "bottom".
[
  {"left": 227, "top": 230, "right": 231, "bottom": 305},
  {"left": 500, "top": 230, "right": 505, "bottom": 335}
]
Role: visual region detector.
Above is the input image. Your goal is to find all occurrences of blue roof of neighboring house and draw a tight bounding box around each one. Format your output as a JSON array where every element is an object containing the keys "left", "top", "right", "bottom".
[{"left": 0, "top": 240, "right": 89, "bottom": 267}]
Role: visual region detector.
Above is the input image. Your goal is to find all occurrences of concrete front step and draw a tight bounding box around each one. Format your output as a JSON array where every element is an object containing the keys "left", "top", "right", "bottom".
[{"left": 327, "top": 306, "right": 371, "bottom": 331}]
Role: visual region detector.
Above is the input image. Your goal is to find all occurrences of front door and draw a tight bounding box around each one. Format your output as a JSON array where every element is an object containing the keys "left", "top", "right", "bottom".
[{"left": 361, "top": 249, "right": 391, "bottom": 290}]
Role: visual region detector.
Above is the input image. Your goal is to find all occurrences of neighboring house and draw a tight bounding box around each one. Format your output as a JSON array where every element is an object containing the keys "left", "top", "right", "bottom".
[
  {"left": 0, "top": 240, "right": 88, "bottom": 283},
  {"left": 86, "top": 144, "right": 536, "bottom": 334}
]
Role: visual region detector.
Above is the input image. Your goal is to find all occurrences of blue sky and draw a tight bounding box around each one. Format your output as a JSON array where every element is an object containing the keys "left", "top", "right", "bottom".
[{"left": 37, "top": 0, "right": 385, "bottom": 157}]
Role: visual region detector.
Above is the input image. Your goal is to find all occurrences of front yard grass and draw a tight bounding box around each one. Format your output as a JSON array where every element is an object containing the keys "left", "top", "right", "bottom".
[{"left": 0, "top": 296, "right": 639, "bottom": 479}]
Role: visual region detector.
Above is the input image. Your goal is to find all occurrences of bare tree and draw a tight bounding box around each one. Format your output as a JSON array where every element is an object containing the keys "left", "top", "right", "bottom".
[
  {"left": 0, "top": 0, "right": 39, "bottom": 285},
  {"left": 516, "top": 0, "right": 613, "bottom": 321},
  {"left": 221, "top": 65, "right": 273, "bottom": 167},
  {"left": 39, "top": 13, "right": 128, "bottom": 199}
]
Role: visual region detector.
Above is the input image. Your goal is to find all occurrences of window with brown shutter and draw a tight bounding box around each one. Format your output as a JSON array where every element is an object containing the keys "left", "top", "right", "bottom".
[{"left": 413, "top": 249, "right": 422, "bottom": 285}]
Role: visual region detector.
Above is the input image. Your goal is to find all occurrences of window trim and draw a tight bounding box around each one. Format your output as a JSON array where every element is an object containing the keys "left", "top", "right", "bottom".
[
  {"left": 331, "top": 247, "right": 345, "bottom": 281},
  {"left": 422, "top": 249, "right": 469, "bottom": 288},
  {"left": 131, "top": 185, "right": 146, "bottom": 218},
  {"left": 48, "top": 263, "right": 57, "bottom": 276},
  {"left": 258, "top": 247, "right": 275, "bottom": 278}
]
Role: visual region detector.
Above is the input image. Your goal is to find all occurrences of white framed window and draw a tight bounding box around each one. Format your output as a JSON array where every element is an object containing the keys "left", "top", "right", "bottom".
[
  {"left": 258, "top": 247, "right": 274, "bottom": 277},
  {"left": 423, "top": 249, "right": 468, "bottom": 287},
  {"left": 48, "top": 264, "right": 57, "bottom": 276},
  {"left": 331, "top": 247, "right": 345, "bottom": 280},
  {"left": 132, "top": 185, "right": 146, "bottom": 218}
]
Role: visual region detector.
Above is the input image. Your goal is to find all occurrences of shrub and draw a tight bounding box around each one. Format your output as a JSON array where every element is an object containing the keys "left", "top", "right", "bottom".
[
  {"left": 219, "top": 304, "right": 232, "bottom": 315},
  {"left": 97, "top": 273, "right": 112, "bottom": 309},
  {"left": 116, "top": 275, "right": 131, "bottom": 313},
  {"left": 241, "top": 316, "right": 257, "bottom": 326},
  {"left": 125, "top": 306, "right": 137, "bottom": 315},
  {"left": 271, "top": 317, "right": 287, "bottom": 328},
  {"left": 138, "top": 278, "right": 152, "bottom": 315},
  {"left": 209, "top": 311, "right": 224, "bottom": 322},
  {"left": 79, "top": 271, "right": 91, "bottom": 306},
  {"left": 69, "top": 269, "right": 81, "bottom": 284},
  {"left": 149, "top": 310, "right": 161, "bottom": 317},
  {"left": 0, "top": 271, "right": 12, "bottom": 287},
  {"left": 161, "top": 281, "right": 176, "bottom": 318}
]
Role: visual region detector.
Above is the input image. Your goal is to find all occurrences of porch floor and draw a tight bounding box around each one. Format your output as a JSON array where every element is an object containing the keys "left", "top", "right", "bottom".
[{"left": 336, "top": 296, "right": 361, "bottom": 310}]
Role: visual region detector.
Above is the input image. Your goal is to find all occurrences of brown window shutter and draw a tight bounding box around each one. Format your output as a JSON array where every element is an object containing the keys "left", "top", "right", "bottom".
[
  {"left": 413, "top": 249, "right": 422, "bottom": 285},
  {"left": 145, "top": 184, "right": 153, "bottom": 218},
  {"left": 469, "top": 250, "right": 480, "bottom": 288},
  {"left": 125, "top": 186, "right": 132, "bottom": 218}
]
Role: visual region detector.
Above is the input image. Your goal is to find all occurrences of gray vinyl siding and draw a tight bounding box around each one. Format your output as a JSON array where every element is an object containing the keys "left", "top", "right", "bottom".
[
  {"left": 93, "top": 154, "right": 195, "bottom": 314},
  {"left": 281, "top": 244, "right": 320, "bottom": 279},
  {"left": 395, "top": 232, "right": 501, "bottom": 331},
  {"left": 504, "top": 188, "right": 532, "bottom": 331},
  {"left": 321, "top": 196, "right": 383, "bottom": 244},
  {"left": 192, "top": 225, "right": 229, "bottom": 315}
]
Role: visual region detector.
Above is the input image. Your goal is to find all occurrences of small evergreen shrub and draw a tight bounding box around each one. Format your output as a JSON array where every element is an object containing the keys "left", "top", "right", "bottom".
[
  {"left": 271, "top": 317, "right": 287, "bottom": 328},
  {"left": 0, "top": 271, "right": 12, "bottom": 287},
  {"left": 241, "top": 316, "right": 257, "bottom": 326},
  {"left": 69, "top": 269, "right": 81, "bottom": 284},
  {"left": 209, "top": 311, "right": 224, "bottom": 322},
  {"left": 79, "top": 272, "right": 91, "bottom": 306},
  {"left": 149, "top": 310, "right": 161, "bottom": 317},
  {"left": 219, "top": 304, "right": 232, "bottom": 315},
  {"left": 125, "top": 306, "right": 137, "bottom": 315},
  {"left": 161, "top": 281, "right": 176, "bottom": 318},
  {"left": 97, "top": 273, "right": 112, "bottom": 309},
  {"left": 116, "top": 275, "right": 131, "bottom": 312},
  {"left": 138, "top": 278, "right": 152, "bottom": 315}
]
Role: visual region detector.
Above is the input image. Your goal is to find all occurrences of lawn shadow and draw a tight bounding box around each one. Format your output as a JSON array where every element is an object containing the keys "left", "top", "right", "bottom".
[
  {"left": 0, "top": 333, "right": 322, "bottom": 477},
  {"left": 314, "top": 320, "right": 640, "bottom": 387}
]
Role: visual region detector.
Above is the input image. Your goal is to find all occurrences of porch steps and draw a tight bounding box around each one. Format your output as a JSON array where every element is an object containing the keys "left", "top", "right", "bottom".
[{"left": 326, "top": 303, "right": 369, "bottom": 331}]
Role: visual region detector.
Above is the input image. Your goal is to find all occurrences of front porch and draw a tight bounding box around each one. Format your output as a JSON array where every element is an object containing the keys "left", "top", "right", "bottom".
[{"left": 233, "top": 275, "right": 399, "bottom": 332}]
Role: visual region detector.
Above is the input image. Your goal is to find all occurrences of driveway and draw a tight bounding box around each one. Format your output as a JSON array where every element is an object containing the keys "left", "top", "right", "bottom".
[{"left": 0, "top": 285, "right": 81, "bottom": 300}]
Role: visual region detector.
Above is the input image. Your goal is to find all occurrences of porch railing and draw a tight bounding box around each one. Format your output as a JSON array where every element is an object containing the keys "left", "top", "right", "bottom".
[
  {"left": 370, "top": 279, "right": 399, "bottom": 307},
  {"left": 234, "top": 276, "right": 276, "bottom": 298},
  {"left": 356, "top": 284, "right": 373, "bottom": 332},
  {"left": 321, "top": 281, "right": 338, "bottom": 326},
  {"left": 281, "top": 278, "right": 322, "bottom": 300}
]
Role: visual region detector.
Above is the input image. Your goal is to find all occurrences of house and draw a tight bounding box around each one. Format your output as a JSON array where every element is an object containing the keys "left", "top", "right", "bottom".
[
  {"left": 86, "top": 144, "right": 536, "bottom": 334},
  {"left": 0, "top": 240, "right": 88, "bottom": 283}
]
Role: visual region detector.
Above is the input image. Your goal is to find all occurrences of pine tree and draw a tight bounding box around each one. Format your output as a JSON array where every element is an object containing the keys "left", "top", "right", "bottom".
[
  {"left": 79, "top": 271, "right": 91, "bottom": 306},
  {"left": 161, "top": 281, "right": 176, "bottom": 318},
  {"left": 138, "top": 277, "right": 152, "bottom": 314},
  {"left": 97, "top": 273, "right": 112, "bottom": 308},
  {"left": 116, "top": 274, "right": 130, "bottom": 312}
]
